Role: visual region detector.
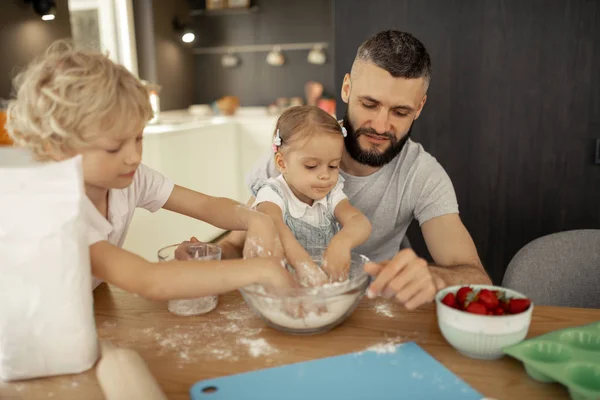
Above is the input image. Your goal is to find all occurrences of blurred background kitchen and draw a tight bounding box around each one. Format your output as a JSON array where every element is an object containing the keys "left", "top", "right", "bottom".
[{"left": 1, "top": 0, "right": 599, "bottom": 285}]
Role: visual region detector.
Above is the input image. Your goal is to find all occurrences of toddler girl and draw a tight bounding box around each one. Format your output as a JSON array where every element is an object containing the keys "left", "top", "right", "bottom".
[{"left": 250, "top": 106, "right": 372, "bottom": 286}]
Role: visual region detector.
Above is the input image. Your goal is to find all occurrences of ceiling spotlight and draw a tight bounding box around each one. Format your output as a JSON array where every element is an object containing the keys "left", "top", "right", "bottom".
[
  {"left": 172, "top": 17, "right": 195, "bottom": 44},
  {"left": 307, "top": 45, "right": 327, "bottom": 65},
  {"left": 25, "top": 0, "right": 56, "bottom": 21},
  {"left": 181, "top": 30, "right": 195, "bottom": 44},
  {"left": 266, "top": 46, "right": 285, "bottom": 67},
  {"left": 221, "top": 52, "right": 240, "bottom": 68}
]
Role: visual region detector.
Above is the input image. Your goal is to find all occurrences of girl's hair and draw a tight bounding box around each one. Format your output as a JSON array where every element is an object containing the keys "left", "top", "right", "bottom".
[
  {"left": 6, "top": 40, "right": 153, "bottom": 160},
  {"left": 273, "top": 105, "right": 343, "bottom": 152}
]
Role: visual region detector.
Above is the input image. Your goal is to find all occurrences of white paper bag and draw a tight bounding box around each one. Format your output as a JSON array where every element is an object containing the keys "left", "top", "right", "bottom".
[{"left": 0, "top": 148, "right": 99, "bottom": 381}]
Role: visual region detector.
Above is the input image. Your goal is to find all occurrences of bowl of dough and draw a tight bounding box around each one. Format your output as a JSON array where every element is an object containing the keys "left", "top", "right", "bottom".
[{"left": 239, "top": 249, "right": 371, "bottom": 335}]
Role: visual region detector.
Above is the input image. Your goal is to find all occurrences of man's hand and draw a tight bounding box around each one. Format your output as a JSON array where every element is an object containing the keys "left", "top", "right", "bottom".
[{"left": 364, "top": 249, "right": 445, "bottom": 310}]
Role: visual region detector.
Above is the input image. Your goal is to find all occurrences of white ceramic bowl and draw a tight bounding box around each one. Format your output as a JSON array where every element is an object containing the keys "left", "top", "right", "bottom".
[{"left": 435, "top": 284, "right": 534, "bottom": 360}]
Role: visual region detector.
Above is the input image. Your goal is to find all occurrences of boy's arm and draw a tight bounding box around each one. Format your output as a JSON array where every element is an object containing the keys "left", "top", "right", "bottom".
[
  {"left": 162, "top": 185, "right": 282, "bottom": 258},
  {"left": 163, "top": 185, "right": 265, "bottom": 231},
  {"left": 90, "top": 241, "right": 297, "bottom": 301}
]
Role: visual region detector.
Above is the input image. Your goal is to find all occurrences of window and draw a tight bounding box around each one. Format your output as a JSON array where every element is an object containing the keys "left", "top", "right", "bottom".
[{"left": 68, "top": 0, "right": 138, "bottom": 75}]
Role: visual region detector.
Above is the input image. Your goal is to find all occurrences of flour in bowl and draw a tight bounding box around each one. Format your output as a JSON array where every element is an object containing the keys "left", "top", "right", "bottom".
[{"left": 254, "top": 293, "right": 357, "bottom": 330}]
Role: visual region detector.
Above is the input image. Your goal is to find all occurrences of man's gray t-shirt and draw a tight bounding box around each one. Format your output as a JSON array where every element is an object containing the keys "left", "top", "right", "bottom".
[{"left": 246, "top": 139, "right": 459, "bottom": 262}]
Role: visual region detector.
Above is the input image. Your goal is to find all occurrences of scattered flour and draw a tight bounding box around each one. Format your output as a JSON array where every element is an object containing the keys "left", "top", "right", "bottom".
[
  {"left": 366, "top": 342, "right": 399, "bottom": 354},
  {"left": 96, "top": 300, "right": 277, "bottom": 366},
  {"left": 374, "top": 301, "right": 394, "bottom": 318},
  {"left": 355, "top": 338, "right": 408, "bottom": 356},
  {"left": 238, "top": 338, "right": 279, "bottom": 358}
]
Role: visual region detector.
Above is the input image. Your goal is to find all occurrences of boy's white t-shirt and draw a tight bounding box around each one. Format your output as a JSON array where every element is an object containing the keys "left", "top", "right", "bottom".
[
  {"left": 252, "top": 174, "right": 347, "bottom": 227},
  {"left": 83, "top": 163, "right": 175, "bottom": 289}
]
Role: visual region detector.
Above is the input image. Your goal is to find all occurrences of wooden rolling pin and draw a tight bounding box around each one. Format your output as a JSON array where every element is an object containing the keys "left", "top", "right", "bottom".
[{"left": 96, "top": 342, "right": 168, "bottom": 400}]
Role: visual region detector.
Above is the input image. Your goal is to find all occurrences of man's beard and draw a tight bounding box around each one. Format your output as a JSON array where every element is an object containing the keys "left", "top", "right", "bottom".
[{"left": 342, "top": 110, "right": 413, "bottom": 168}]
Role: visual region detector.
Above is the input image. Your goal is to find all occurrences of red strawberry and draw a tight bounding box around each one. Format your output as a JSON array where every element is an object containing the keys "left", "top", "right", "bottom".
[
  {"left": 456, "top": 287, "right": 473, "bottom": 308},
  {"left": 466, "top": 302, "right": 487, "bottom": 315},
  {"left": 441, "top": 293, "right": 457, "bottom": 308},
  {"left": 478, "top": 289, "right": 499, "bottom": 310},
  {"left": 494, "top": 307, "right": 505, "bottom": 315},
  {"left": 508, "top": 298, "right": 531, "bottom": 314},
  {"left": 488, "top": 311, "right": 494, "bottom": 315}
]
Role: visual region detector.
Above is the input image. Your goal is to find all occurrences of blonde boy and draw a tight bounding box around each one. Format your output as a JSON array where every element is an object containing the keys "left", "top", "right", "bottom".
[{"left": 7, "top": 42, "right": 297, "bottom": 299}]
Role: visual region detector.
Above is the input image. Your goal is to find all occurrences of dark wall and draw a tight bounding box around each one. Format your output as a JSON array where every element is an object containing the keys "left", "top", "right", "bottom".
[
  {"left": 190, "top": 0, "right": 333, "bottom": 106},
  {"left": 135, "top": 0, "right": 196, "bottom": 111},
  {"left": 0, "top": 0, "right": 72, "bottom": 100},
  {"left": 334, "top": 0, "right": 600, "bottom": 283}
]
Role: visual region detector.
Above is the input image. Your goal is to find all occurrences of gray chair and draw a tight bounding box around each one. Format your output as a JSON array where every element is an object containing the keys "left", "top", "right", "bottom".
[{"left": 502, "top": 229, "right": 600, "bottom": 309}]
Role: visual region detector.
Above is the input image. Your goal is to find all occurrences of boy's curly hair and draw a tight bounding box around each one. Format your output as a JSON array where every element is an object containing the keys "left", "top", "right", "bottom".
[{"left": 6, "top": 40, "right": 153, "bottom": 160}]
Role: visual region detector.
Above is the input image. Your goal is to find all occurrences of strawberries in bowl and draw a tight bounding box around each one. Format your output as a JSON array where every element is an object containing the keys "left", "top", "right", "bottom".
[
  {"left": 441, "top": 286, "right": 531, "bottom": 316},
  {"left": 435, "top": 284, "right": 534, "bottom": 360}
]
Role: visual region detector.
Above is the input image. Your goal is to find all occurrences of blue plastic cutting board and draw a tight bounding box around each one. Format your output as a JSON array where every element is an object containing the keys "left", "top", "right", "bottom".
[{"left": 190, "top": 342, "right": 483, "bottom": 400}]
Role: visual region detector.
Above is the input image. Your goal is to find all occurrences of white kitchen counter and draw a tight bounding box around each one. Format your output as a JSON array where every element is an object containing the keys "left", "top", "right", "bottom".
[{"left": 122, "top": 108, "right": 278, "bottom": 261}]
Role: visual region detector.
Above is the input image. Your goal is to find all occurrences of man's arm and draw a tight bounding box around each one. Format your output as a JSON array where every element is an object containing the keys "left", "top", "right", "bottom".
[{"left": 421, "top": 213, "right": 491, "bottom": 286}]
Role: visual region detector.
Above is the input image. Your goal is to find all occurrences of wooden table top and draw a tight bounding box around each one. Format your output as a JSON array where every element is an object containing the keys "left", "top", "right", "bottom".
[{"left": 1, "top": 284, "right": 599, "bottom": 400}]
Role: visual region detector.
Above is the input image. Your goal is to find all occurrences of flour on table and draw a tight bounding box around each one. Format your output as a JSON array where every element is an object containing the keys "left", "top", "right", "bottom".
[
  {"left": 374, "top": 301, "right": 394, "bottom": 318},
  {"left": 97, "top": 299, "right": 278, "bottom": 366},
  {"left": 366, "top": 342, "right": 399, "bottom": 354},
  {"left": 355, "top": 338, "right": 406, "bottom": 356},
  {"left": 238, "top": 338, "right": 279, "bottom": 358}
]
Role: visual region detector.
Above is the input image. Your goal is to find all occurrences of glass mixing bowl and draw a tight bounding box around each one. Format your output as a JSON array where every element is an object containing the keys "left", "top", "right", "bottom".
[{"left": 239, "top": 250, "right": 371, "bottom": 335}]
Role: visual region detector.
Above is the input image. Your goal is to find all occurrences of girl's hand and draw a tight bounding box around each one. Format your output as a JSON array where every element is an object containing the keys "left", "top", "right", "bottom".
[
  {"left": 322, "top": 238, "right": 352, "bottom": 282},
  {"left": 294, "top": 259, "right": 329, "bottom": 287}
]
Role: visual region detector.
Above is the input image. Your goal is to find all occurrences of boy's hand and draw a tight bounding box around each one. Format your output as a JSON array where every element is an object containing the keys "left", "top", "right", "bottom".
[
  {"left": 322, "top": 238, "right": 352, "bottom": 282},
  {"left": 260, "top": 257, "right": 299, "bottom": 290},
  {"left": 174, "top": 237, "right": 202, "bottom": 260}
]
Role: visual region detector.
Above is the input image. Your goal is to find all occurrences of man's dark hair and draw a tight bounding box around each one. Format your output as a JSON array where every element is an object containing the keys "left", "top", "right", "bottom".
[{"left": 355, "top": 30, "right": 432, "bottom": 87}]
